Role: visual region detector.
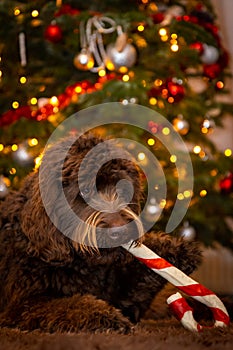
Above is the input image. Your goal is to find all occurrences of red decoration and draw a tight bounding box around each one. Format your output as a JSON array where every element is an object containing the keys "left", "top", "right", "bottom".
[
  {"left": 0, "top": 75, "right": 117, "bottom": 127},
  {"left": 189, "top": 42, "right": 204, "bottom": 54},
  {"left": 0, "top": 106, "right": 32, "bottom": 127},
  {"left": 150, "top": 13, "right": 165, "bottom": 24},
  {"left": 203, "top": 63, "right": 221, "bottom": 79},
  {"left": 44, "top": 24, "right": 63, "bottom": 43},
  {"left": 167, "top": 80, "right": 185, "bottom": 102},
  {"left": 55, "top": 4, "right": 80, "bottom": 17},
  {"left": 219, "top": 173, "right": 233, "bottom": 195}
]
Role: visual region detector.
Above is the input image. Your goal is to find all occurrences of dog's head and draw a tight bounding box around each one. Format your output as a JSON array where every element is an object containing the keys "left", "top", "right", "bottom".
[{"left": 21, "top": 133, "right": 145, "bottom": 264}]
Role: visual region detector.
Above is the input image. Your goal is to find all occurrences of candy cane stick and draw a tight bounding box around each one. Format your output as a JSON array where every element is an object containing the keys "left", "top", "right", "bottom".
[{"left": 121, "top": 241, "right": 230, "bottom": 332}]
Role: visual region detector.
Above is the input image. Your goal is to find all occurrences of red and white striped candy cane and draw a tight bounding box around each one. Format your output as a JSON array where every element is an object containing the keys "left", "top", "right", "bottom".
[{"left": 121, "top": 241, "right": 230, "bottom": 332}]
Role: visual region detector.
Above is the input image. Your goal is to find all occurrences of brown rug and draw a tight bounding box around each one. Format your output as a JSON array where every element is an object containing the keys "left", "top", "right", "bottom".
[{"left": 1, "top": 320, "right": 233, "bottom": 350}]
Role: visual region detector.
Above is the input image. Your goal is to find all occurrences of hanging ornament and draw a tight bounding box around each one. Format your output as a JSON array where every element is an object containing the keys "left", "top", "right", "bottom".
[
  {"left": 75, "top": 16, "right": 136, "bottom": 73},
  {"left": 172, "top": 115, "right": 189, "bottom": 135},
  {"left": 13, "top": 145, "right": 34, "bottom": 167},
  {"left": 189, "top": 42, "right": 204, "bottom": 55},
  {"left": 167, "top": 78, "right": 185, "bottom": 103},
  {"left": 18, "top": 32, "right": 27, "bottom": 67},
  {"left": 73, "top": 49, "right": 95, "bottom": 70},
  {"left": 203, "top": 63, "right": 221, "bottom": 79},
  {"left": 201, "top": 44, "right": 219, "bottom": 64},
  {"left": 105, "top": 26, "right": 137, "bottom": 71},
  {"left": 44, "top": 23, "right": 63, "bottom": 43},
  {"left": 0, "top": 176, "right": 9, "bottom": 199},
  {"left": 150, "top": 12, "right": 165, "bottom": 24},
  {"left": 201, "top": 117, "right": 215, "bottom": 134},
  {"left": 179, "top": 221, "right": 196, "bottom": 241},
  {"left": 161, "top": 5, "right": 184, "bottom": 26},
  {"left": 219, "top": 173, "right": 233, "bottom": 195}
]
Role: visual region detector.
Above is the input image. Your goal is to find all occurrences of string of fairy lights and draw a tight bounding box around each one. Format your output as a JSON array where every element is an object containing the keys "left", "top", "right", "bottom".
[{"left": 0, "top": 0, "right": 232, "bottom": 212}]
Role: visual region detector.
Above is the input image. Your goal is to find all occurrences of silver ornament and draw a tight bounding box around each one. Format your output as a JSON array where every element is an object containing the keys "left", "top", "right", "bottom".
[
  {"left": 13, "top": 146, "right": 34, "bottom": 167},
  {"left": 201, "top": 44, "right": 219, "bottom": 65},
  {"left": 179, "top": 221, "right": 196, "bottom": 240},
  {"left": 201, "top": 117, "right": 215, "bottom": 133},
  {"left": 106, "top": 43, "right": 137, "bottom": 70},
  {"left": 0, "top": 176, "right": 9, "bottom": 199}
]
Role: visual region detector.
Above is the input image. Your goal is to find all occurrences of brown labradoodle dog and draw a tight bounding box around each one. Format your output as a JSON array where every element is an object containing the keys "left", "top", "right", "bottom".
[{"left": 0, "top": 133, "right": 201, "bottom": 333}]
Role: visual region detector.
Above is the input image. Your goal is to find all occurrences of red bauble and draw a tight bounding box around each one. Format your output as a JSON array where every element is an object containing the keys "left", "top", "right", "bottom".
[
  {"left": 190, "top": 42, "right": 204, "bottom": 54},
  {"left": 219, "top": 173, "right": 233, "bottom": 195},
  {"left": 203, "top": 63, "right": 221, "bottom": 79},
  {"left": 167, "top": 80, "right": 185, "bottom": 102},
  {"left": 55, "top": 4, "right": 80, "bottom": 17},
  {"left": 44, "top": 24, "right": 63, "bottom": 43},
  {"left": 150, "top": 13, "right": 165, "bottom": 24}
]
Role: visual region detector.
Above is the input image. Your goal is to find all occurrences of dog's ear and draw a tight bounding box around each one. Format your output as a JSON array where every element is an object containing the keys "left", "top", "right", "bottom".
[{"left": 20, "top": 140, "right": 75, "bottom": 265}]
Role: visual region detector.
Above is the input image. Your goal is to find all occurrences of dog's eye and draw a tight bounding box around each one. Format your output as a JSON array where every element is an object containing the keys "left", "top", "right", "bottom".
[{"left": 80, "top": 188, "right": 90, "bottom": 198}]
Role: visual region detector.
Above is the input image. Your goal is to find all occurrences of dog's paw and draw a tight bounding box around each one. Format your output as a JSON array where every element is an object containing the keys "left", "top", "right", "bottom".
[{"left": 83, "top": 304, "right": 133, "bottom": 334}]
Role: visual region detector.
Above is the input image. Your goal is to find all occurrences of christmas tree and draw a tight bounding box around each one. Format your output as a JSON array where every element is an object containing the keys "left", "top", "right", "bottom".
[{"left": 0, "top": 0, "right": 232, "bottom": 248}]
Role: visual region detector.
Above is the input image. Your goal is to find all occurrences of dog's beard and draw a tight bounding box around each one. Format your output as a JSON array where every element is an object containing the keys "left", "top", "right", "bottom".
[{"left": 71, "top": 189, "right": 144, "bottom": 253}]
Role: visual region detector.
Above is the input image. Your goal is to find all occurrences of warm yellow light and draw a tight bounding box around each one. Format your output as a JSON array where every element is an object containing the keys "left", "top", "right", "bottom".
[
  {"left": 137, "top": 24, "right": 145, "bottom": 32},
  {"left": 105, "top": 60, "right": 115, "bottom": 71},
  {"left": 30, "top": 97, "right": 37, "bottom": 105},
  {"left": 9, "top": 167, "right": 17, "bottom": 175},
  {"left": 168, "top": 96, "right": 174, "bottom": 103},
  {"left": 147, "top": 138, "right": 155, "bottom": 146},
  {"left": 98, "top": 69, "right": 106, "bottom": 77},
  {"left": 162, "top": 127, "right": 170, "bottom": 135},
  {"left": 28, "top": 138, "right": 38, "bottom": 147},
  {"left": 20, "top": 76, "right": 27, "bottom": 84},
  {"left": 170, "top": 155, "right": 177, "bottom": 163},
  {"left": 122, "top": 74, "right": 130, "bottom": 82},
  {"left": 200, "top": 190, "right": 207, "bottom": 197},
  {"left": 50, "top": 96, "right": 58, "bottom": 106},
  {"left": 161, "top": 35, "right": 169, "bottom": 42},
  {"left": 177, "top": 193, "right": 184, "bottom": 200},
  {"left": 171, "top": 44, "right": 179, "bottom": 52},
  {"left": 75, "top": 86, "right": 82, "bottom": 93},
  {"left": 12, "top": 101, "right": 19, "bottom": 109},
  {"left": 149, "top": 2, "right": 158, "bottom": 11},
  {"left": 138, "top": 152, "right": 146, "bottom": 161},
  {"left": 118, "top": 66, "right": 128, "bottom": 74},
  {"left": 34, "top": 154, "right": 43, "bottom": 169},
  {"left": 158, "top": 100, "right": 165, "bottom": 109},
  {"left": 199, "top": 151, "right": 206, "bottom": 159},
  {"left": 0, "top": 70, "right": 2, "bottom": 77},
  {"left": 159, "top": 199, "right": 166, "bottom": 208},
  {"left": 210, "top": 169, "right": 218, "bottom": 177},
  {"left": 159, "top": 28, "right": 167, "bottom": 36},
  {"left": 154, "top": 79, "right": 163, "bottom": 87},
  {"left": 216, "top": 81, "right": 224, "bottom": 89},
  {"left": 224, "top": 148, "right": 232, "bottom": 157},
  {"left": 136, "top": 37, "right": 147, "bottom": 48},
  {"left": 53, "top": 107, "right": 59, "bottom": 113},
  {"left": 141, "top": 0, "right": 149, "bottom": 3},
  {"left": 193, "top": 145, "right": 201, "bottom": 154},
  {"left": 11, "top": 144, "right": 18, "bottom": 151},
  {"left": 31, "top": 10, "right": 39, "bottom": 17},
  {"left": 184, "top": 190, "right": 192, "bottom": 198},
  {"left": 201, "top": 127, "right": 208, "bottom": 134},
  {"left": 149, "top": 97, "right": 157, "bottom": 105},
  {"left": 14, "top": 8, "right": 20, "bottom": 16},
  {"left": 171, "top": 33, "right": 178, "bottom": 39},
  {"left": 0, "top": 144, "right": 4, "bottom": 152}
]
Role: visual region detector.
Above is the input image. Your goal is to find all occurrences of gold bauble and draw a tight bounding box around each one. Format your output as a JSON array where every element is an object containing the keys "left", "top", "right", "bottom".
[{"left": 73, "top": 49, "right": 94, "bottom": 71}]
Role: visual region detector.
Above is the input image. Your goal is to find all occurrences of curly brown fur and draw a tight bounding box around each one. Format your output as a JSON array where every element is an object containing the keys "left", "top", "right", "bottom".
[{"left": 0, "top": 133, "right": 202, "bottom": 333}]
